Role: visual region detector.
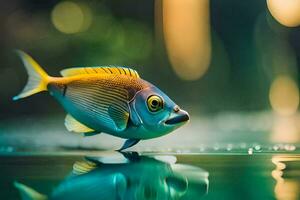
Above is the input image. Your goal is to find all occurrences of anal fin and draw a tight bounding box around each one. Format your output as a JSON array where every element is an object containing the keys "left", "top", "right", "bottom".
[{"left": 65, "top": 114, "right": 95, "bottom": 133}]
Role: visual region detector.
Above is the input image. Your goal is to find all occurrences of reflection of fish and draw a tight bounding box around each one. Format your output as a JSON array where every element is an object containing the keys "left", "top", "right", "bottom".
[
  {"left": 15, "top": 151, "right": 209, "bottom": 200},
  {"left": 13, "top": 51, "right": 189, "bottom": 149}
]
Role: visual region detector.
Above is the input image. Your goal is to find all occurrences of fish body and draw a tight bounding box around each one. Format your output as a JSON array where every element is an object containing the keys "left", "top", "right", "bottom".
[{"left": 14, "top": 51, "right": 190, "bottom": 149}]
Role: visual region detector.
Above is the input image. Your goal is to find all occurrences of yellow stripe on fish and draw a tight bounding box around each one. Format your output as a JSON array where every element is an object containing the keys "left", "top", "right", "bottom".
[{"left": 60, "top": 66, "right": 140, "bottom": 78}]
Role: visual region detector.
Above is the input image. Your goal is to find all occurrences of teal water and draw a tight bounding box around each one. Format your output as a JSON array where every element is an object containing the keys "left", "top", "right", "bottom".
[
  {"left": 1, "top": 114, "right": 299, "bottom": 199},
  {"left": 0, "top": 151, "right": 299, "bottom": 200}
]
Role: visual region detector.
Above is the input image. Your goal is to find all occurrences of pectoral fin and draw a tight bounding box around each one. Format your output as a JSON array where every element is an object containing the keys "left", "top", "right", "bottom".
[
  {"left": 73, "top": 160, "right": 98, "bottom": 175},
  {"left": 118, "top": 139, "right": 140, "bottom": 151},
  {"left": 65, "top": 114, "right": 95, "bottom": 133},
  {"left": 108, "top": 105, "right": 129, "bottom": 131}
]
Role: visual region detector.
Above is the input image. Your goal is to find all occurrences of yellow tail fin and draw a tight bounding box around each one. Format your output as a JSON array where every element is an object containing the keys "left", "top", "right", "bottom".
[{"left": 13, "top": 50, "right": 49, "bottom": 100}]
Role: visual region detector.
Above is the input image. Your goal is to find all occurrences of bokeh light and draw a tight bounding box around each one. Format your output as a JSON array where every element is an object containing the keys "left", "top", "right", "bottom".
[
  {"left": 162, "top": 0, "right": 211, "bottom": 80},
  {"left": 267, "top": 0, "right": 300, "bottom": 27},
  {"left": 254, "top": 13, "right": 298, "bottom": 80},
  {"left": 271, "top": 115, "right": 300, "bottom": 143},
  {"left": 51, "top": 1, "right": 92, "bottom": 34},
  {"left": 269, "top": 76, "right": 299, "bottom": 116}
]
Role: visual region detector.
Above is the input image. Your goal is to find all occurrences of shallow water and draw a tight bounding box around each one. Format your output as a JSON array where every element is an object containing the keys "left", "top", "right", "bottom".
[
  {"left": 1, "top": 151, "right": 299, "bottom": 200},
  {"left": 1, "top": 114, "right": 300, "bottom": 199}
]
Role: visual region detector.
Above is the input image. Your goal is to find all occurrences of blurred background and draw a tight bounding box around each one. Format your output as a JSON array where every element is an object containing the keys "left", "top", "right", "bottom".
[
  {"left": 2, "top": 1, "right": 300, "bottom": 199},
  {"left": 1, "top": 0, "right": 300, "bottom": 151}
]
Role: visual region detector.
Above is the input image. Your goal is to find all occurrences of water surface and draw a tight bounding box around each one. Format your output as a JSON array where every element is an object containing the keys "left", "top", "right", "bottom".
[{"left": 1, "top": 151, "right": 299, "bottom": 200}]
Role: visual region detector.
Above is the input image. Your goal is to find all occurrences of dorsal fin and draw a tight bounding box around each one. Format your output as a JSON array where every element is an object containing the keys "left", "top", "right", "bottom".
[{"left": 60, "top": 66, "right": 140, "bottom": 78}]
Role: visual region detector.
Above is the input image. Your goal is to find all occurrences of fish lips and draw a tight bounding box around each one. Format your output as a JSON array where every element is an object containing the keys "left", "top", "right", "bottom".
[{"left": 165, "top": 110, "right": 190, "bottom": 125}]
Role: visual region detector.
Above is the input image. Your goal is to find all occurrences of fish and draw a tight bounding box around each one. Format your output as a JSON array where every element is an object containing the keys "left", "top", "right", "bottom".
[
  {"left": 13, "top": 50, "right": 190, "bottom": 150},
  {"left": 14, "top": 151, "right": 209, "bottom": 200}
]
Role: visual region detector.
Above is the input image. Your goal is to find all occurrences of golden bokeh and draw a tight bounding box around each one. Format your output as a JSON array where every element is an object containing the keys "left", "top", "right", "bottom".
[
  {"left": 269, "top": 76, "right": 299, "bottom": 116},
  {"left": 162, "top": 0, "right": 211, "bottom": 80},
  {"left": 271, "top": 116, "right": 300, "bottom": 143},
  {"left": 267, "top": 0, "right": 300, "bottom": 27},
  {"left": 51, "top": 1, "right": 92, "bottom": 34}
]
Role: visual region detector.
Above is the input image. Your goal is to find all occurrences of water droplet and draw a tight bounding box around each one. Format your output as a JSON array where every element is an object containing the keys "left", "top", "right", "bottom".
[
  {"left": 289, "top": 145, "right": 296, "bottom": 151},
  {"left": 227, "top": 144, "right": 233, "bottom": 151},
  {"left": 248, "top": 148, "right": 253, "bottom": 155},
  {"left": 273, "top": 145, "right": 280, "bottom": 151},
  {"left": 254, "top": 145, "right": 261, "bottom": 151},
  {"left": 284, "top": 144, "right": 296, "bottom": 151}
]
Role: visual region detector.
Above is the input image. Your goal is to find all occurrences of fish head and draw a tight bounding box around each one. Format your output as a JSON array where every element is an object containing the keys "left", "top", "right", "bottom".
[{"left": 130, "top": 86, "right": 189, "bottom": 137}]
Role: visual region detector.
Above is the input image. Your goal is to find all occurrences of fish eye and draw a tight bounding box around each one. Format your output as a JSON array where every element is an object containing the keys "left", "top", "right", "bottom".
[{"left": 147, "top": 95, "right": 163, "bottom": 112}]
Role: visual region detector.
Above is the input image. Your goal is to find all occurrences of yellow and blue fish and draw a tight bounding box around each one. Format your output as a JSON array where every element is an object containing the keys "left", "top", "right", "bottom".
[{"left": 13, "top": 51, "right": 189, "bottom": 150}]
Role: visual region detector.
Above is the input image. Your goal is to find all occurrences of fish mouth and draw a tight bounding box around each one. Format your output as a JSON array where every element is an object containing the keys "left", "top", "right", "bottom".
[{"left": 165, "top": 109, "right": 190, "bottom": 125}]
